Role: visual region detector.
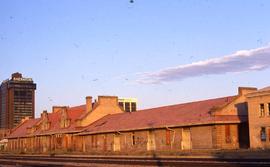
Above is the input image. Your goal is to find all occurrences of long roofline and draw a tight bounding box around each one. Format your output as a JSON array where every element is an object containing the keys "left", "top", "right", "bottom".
[
  {"left": 138, "top": 95, "right": 237, "bottom": 111},
  {"left": 246, "top": 86, "right": 270, "bottom": 98},
  {"left": 6, "top": 118, "right": 244, "bottom": 139},
  {"left": 75, "top": 118, "right": 245, "bottom": 136},
  {"left": 6, "top": 94, "right": 241, "bottom": 139}
]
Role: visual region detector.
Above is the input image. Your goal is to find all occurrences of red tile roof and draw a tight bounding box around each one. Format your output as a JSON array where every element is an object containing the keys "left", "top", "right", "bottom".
[
  {"left": 7, "top": 105, "right": 86, "bottom": 138},
  {"left": 34, "top": 105, "right": 86, "bottom": 135},
  {"left": 77, "top": 103, "right": 97, "bottom": 120},
  {"left": 258, "top": 86, "right": 270, "bottom": 92},
  {"left": 8, "top": 118, "right": 41, "bottom": 138},
  {"left": 81, "top": 96, "right": 244, "bottom": 135},
  {"left": 7, "top": 95, "right": 245, "bottom": 139}
]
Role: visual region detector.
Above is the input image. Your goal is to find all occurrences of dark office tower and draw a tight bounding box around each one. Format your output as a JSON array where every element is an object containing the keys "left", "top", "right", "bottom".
[{"left": 0, "top": 73, "right": 36, "bottom": 129}]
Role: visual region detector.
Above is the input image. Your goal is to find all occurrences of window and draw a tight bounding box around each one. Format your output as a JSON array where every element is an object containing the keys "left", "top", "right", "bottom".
[
  {"left": 56, "top": 134, "right": 62, "bottom": 146},
  {"left": 261, "top": 127, "right": 266, "bottom": 141},
  {"left": 268, "top": 129, "right": 270, "bottom": 141},
  {"left": 166, "top": 130, "right": 171, "bottom": 145},
  {"left": 125, "top": 102, "right": 131, "bottom": 112},
  {"left": 14, "top": 91, "right": 19, "bottom": 96},
  {"left": 91, "top": 135, "right": 95, "bottom": 148},
  {"left": 131, "top": 132, "right": 135, "bottom": 145},
  {"left": 131, "top": 102, "right": 136, "bottom": 112},
  {"left": 225, "top": 125, "right": 231, "bottom": 143},
  {"left": 16, "top": 90, "right": 27, "bottom": 96},
  {"left": 260, "top": 104, "right": 265, "bottom": 117},
  {"left": 268, "top": 103, "right": 270, "bottom": 116},
  {"left": 119, "top": 102, "right": 124, "bottom": 109}
]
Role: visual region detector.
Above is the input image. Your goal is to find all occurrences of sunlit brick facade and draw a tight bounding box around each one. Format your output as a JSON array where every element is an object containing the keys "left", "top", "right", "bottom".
[
  {"left": 4, "top": 86, "right": 260, "bottom": 154},
  {"left": 246, "top": 87, "right": 270, "bottom": 149}
]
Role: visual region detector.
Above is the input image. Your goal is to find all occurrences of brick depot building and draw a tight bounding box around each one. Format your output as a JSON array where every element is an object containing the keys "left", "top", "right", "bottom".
[{"left": 4, "top": 87, "right": 269, "bottom": 153}]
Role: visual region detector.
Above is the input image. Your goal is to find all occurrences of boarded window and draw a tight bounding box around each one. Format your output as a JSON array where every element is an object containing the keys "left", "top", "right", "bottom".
[
  {"left": 261, "top": 127, "right": 266, "bottom": 141},
  {"left": 225, "top": 125, "right": 231, "bottom": 143},
  {"left": 260, "top": 104, "right": 265, "bottom": 117},
  {"left": 94, "top": 136, "right": 98, "bottom": 148},
  {"left": 182, "top": 128, "right": 191, "bottom": 150},
  {"left": 166, "top": 130, "right": 171, "bottom": 145},
  {"left": 91, "top": 135, "right": 98, "bottom": 148},
  {"left": 268, "top": 129, "right": 270, "bottom": 141},
  {"left": 103, "top": 135, "right": 107, "bottom": 151},
  {"left": 56, "top": 134, "right": 62, "bottom": 147},
  {"left": 113, "top": 134, "right": 120, "bottom": 151},
  {"left": 64, "top": 135, "right": 68, "bottom": 148},
  {"left": 147, "top": 130, "right": 156, "bottom": 151},
  {"left": 191, "top": 126, "right": 212, "bottom": 149}
]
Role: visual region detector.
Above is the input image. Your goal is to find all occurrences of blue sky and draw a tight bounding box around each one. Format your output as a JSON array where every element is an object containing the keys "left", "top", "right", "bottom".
[{"left": 1, "top": 0, "right": 270, "bottom": 117}]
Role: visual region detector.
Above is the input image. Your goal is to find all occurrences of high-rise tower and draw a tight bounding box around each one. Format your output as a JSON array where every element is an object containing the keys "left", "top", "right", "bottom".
[{"left": 0, "top": 73, "right": 36, "bottom": 129}]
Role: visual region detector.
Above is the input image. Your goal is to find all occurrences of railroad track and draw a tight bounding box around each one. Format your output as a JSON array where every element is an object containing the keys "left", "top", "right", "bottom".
[{"left": 0, "top": 155, "right": 270, "bottom": 167}]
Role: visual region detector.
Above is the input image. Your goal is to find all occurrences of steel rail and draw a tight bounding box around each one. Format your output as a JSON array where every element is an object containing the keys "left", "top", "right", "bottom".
[{"left": 0, "top": 155, "right": 270, "bottom": 167}]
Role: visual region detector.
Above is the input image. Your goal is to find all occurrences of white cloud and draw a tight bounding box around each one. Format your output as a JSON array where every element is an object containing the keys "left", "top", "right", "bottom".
[{"left": 137, "top": 45, "right": 270, "bottom": 84}]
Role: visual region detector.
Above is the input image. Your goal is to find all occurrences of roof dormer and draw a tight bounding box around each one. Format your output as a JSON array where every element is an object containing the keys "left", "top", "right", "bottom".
[
  {"left": 60, "top": 107, "right": 71, "bottom": 128},
  {"left": 41, "top": 110, "right": 51, "bottom": 131}
]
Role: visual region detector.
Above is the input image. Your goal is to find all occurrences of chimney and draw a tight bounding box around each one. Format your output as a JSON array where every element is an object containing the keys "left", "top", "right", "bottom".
[
  {"left": 53, "top": 106, "right": 64, "bottom": 113},
  {"left": 52, "top": 106, "right": 69, "bottom": 113},
  {"left": 98, "top": 96, "right": 118, "bottom": 105},
  {"left": 86, "top": 96, "right": 92, "bottom": 112},
  {"left": 238, "top": 87, "right": 257, "bottom": 96},
  {"left": 41, "top": 110, "right": 48, "bottom": 119}
]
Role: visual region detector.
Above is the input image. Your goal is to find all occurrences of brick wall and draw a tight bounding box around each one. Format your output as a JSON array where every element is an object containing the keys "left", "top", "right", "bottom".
[
  {"left": 247, "top": 93, "right": 270, "bottom": 149},
  {"left": 154, "top": 128, "right": 182, "bottom": 151},
  {"left": 191, "top": 126, "right": 213, "bottom": 149},
  {"left": 213, "top": 124, "right": 239, "bottom": 149},
  {"left": 6, "top": 124, "right": 243, "bottom": 154}
]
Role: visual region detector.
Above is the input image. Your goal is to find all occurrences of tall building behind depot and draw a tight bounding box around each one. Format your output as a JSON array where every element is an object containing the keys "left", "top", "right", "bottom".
[{"left": 0, "top": 73, "right": 36, "bottom": 129}]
